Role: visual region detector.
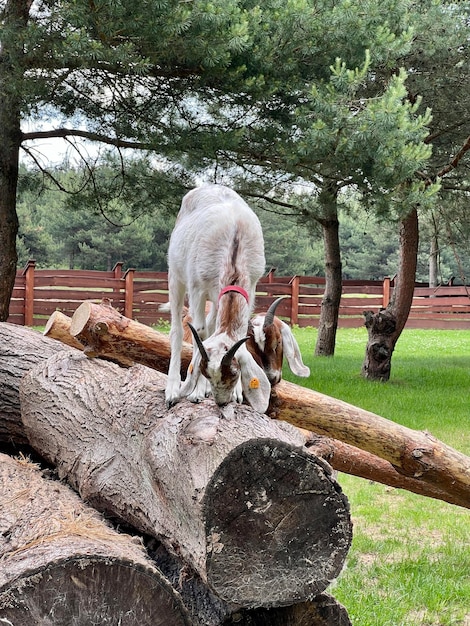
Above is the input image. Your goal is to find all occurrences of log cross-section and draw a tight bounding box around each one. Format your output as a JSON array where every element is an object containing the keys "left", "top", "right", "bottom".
[{"left": 0, "top": 453, "right": 190, "bottom": 626}]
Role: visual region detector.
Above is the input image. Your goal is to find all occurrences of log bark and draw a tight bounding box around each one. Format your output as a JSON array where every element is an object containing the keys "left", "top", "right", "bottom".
[
  {"left": 18, "top": 351, "right": 352, "bottom": 609},
  {"left": 1, "top": 320, "right": 469, "bottom": 509},
  {"left": 68, "top": 298, "right": 192, "bottom": 373},
  {"left": 49, "top": 304, "right": 470, "bottom": 509},
  {"left": 0, "top": 452, "right": 190, "bottom": 626},
  {"left": 0, "top": 322, "right": 73, "bottom": 445}
]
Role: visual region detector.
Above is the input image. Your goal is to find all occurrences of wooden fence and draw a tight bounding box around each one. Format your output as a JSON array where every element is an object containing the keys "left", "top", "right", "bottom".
[{"left": 7, "top": 260, "right": 470, "bottom": 330}]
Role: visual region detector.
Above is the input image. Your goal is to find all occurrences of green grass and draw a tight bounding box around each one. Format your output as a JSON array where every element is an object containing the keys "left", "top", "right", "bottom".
[{"left": 284, "top": 327, "right": 470, "bottom": 626}]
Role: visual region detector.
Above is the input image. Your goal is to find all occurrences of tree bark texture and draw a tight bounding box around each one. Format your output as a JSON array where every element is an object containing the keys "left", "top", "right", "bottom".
[
  {"left": 362, "top": 208, "right": 419, "bottom": 381},
  {"left": 18, "top": 351, "right": 352, "bottom": 609},
  {"left": 0, "top": 322, "right": 72, "bottom": 445},
  {"left": 0, "top": 452, "right": 190, "bottom": 626},
  {"left": 1, "top": 321, "right": 469, "bottom": 509},
  {"left": 315, "top": 185, "right": 342, "bottom": 357},
  {"left": 0, "top": 2, "right": 29, "bottom": 321}
]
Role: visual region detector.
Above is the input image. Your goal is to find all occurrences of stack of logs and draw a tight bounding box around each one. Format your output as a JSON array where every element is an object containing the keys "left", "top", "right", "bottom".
[{"left": 1, "top": 299, "right": 469, "bottom": 625}]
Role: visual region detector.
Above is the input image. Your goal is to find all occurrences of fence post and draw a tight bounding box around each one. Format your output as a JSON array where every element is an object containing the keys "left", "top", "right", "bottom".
[
  {"left": 266, "top": 268, "right": 276, "bottom": 283},
  {"left": 112, "top": 262, "right": 124, "bottom": 306},
  {"left": 113, "top": 262, "right": 123, "bottom": 279},
  {"left": 289, "top": 275, "right": 299, "bottom": 325},
  {"left": 23, "top": 260, "right": 36, "bottom": 326},
  {"left": 382, "top": 277, "right": 391, "bottom": 308},
  {"left": 124, "top": 268, "right": 135, "bottom": 319}
]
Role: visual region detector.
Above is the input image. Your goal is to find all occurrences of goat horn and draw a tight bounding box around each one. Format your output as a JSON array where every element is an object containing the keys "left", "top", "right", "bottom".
[
  {"left": 221, "top": 336, "right": 249, "bottom": 370},
  {"left": 263, "top": 296, "right": 286, "bottom": 328},
  {"left": 187, "top": 323, "right": 209, "bottom": 365}
]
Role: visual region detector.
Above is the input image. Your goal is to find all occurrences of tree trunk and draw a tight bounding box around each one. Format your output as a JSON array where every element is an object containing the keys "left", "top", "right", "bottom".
[
  {"left": 2, "top": 320, "right": 469, "bottom": 509},
  {"left": 0, "top": 3, "right": 27, "bottom": 321},
  {"left": 362, "top": 207, "right": 419, "bottom": 381},
  {"left": 19, "top": 351, "right": 352, "bottom": 609},
  {"left": 315, "top": 184, "right": 342, "bottom": 357},
  {"left": 0, "top": 452, "right": 190, "bottom": 626}
]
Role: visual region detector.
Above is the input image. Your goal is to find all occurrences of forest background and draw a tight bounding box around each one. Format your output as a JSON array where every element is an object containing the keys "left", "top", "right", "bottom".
[{"left": 15, "top": 161, "right": 470, "bottom": 283}]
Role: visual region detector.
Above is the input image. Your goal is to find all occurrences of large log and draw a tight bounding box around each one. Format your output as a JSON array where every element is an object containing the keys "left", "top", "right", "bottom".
[
  {"left": 0, "top": 452, "right": 190, "bottom": 626},
  {"left": 18, "top": 350, "right": 352, "bottom": 609},
  {"left": 46, "top": 304, "right": 470, "bottom": 509}
]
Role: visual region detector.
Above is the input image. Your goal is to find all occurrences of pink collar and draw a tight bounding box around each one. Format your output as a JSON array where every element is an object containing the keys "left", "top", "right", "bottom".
[{"left": 218, "top": 286, "right": 250, "bottom": 304}]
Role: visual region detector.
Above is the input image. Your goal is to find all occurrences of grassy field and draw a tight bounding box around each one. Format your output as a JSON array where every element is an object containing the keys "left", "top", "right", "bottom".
[{"left": 283, "top": 327, "right": 470, "bottom": 626}]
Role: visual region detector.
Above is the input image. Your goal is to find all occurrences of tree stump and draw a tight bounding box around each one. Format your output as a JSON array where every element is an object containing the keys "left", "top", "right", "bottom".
[
  {"left": 0, "top": 453, "right": 190, "bottom": 625},
  {"left": 19, "top": 351, "right": 352, "bottom": 608}
]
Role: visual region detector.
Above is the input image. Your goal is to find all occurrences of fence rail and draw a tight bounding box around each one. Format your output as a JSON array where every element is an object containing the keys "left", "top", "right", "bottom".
[{"left": 7, "top": 260, "right": 470, "bottom": 330}]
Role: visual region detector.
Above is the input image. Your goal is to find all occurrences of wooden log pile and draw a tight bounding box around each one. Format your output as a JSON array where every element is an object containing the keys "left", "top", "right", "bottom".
[
  {"left": 1, "top": 299, "right": 469, "bottom": 623},
  {"left": 44, "top": 301, "right": 470, "bottom": 509},
  {"left": 0, "top": 320, "right": 352, "bottom": 624},
  {"left": 0, "top": 452, "right": 190, "bottom": 625}
]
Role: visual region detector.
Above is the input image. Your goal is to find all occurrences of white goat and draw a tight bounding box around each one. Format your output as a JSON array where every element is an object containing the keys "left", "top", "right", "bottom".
[{"left": 165, "top": 184, "right": 271, "bottom": 413}]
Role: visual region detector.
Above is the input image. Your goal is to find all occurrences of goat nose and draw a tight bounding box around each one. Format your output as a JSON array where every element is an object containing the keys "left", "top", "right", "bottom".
[{"left": 270, "top": 372, "right": 281, "bottom": 385}]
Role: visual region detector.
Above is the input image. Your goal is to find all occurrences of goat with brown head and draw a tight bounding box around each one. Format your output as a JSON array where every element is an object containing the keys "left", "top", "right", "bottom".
[{"left": 248, "top": 297, "right": 310, "bottom": 385}]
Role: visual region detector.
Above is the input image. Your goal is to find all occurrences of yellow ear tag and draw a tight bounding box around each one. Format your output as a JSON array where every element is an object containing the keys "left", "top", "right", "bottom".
[
  {"left": 189, "top": 364, "right": 193, "bottom": 374},
  {"left": 249, "top": 377, "right": 260, "bottom": 389}
]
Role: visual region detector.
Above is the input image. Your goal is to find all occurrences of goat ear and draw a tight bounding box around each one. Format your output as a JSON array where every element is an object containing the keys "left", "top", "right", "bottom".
[
  {"left": 280, "top": 321, "right": 310, "bottom": 377},
  {"left": 238, "top": 352, "right": 271, "bottom": 414}
]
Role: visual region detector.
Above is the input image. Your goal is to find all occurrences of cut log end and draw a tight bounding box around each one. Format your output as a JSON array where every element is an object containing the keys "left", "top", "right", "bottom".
[
  {"left": 43, "top": 310, "right": 84, "bottom": 350},
  {"left": 204, "top": 439, "right": 352, "bottom": 607},
  {"left": 224, "top": 594, "right": 352, "bottom": 625},
  {"left": 0, "top": 558, "right": 190, "bottom": 626},
  {"left": 0, "top": 452, "right": 190, "bottom": 626}
]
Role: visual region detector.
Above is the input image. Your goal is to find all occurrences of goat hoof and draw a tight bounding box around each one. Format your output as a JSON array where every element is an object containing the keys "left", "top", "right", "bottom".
[{"left": 165, "top": 397, "right": 179, "bottom": 409}]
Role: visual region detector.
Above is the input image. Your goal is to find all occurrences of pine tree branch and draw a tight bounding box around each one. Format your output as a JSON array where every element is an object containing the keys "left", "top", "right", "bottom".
[
  {"left": 21, "top": 128, "right": 151, "bottom": 151},
  {"left": 418, "top": 135, "right": 470, "bottom": 187}
]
